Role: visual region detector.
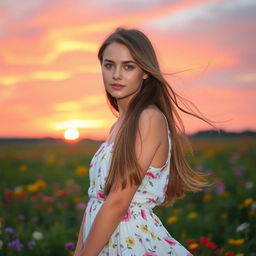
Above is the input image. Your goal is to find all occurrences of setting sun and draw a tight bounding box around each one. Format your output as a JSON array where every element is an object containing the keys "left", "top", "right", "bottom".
[{"left": 64, "top": 128, "right": 80, "bottom": 141}]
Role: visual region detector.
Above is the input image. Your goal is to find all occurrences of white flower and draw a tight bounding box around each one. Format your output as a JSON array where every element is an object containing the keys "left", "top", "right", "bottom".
[
  {"left": 0, "top": 240, "right": 3, "bottom": 249},
  {"left": 32, "top": 231, "right": 43, "bottom": 240},
  {"left": 236, "top": 222, "right": 249, "bottom": 232}
]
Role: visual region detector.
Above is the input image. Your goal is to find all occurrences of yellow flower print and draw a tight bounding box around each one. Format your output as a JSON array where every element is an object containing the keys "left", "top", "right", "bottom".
[
  {"left": 125, "top": 236, "right": 135, "bottom": 248},
  {"left": 150, "top": 231, "right": 156, "bottom": 240},
  {"left": 140, "top": 224, "right": 150, "bottom": 234}
]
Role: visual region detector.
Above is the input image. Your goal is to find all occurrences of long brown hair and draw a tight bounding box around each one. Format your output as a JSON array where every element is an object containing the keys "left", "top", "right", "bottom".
[{"left": 98, "top": 27, "right": 219, "bottom": 206}]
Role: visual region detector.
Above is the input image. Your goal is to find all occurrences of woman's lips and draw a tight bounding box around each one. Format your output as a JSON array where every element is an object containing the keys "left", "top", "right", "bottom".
[{"left": 111, "top": 84, "right": 125, "bottom": 90}]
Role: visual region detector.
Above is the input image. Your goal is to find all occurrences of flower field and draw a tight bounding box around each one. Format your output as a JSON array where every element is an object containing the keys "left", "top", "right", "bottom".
[{"left": 0, "top": 136, "right": 255, "bottom": 255}]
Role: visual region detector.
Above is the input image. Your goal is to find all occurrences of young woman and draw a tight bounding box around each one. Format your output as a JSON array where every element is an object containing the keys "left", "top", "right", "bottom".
[{"left": 74, "top": 27, "right": 217, "bottom": 256}]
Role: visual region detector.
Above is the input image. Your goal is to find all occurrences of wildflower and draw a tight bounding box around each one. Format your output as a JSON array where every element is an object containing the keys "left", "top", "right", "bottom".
[
  {"left": 225, "top": 251, "right": 234, "bottom": 256},
  {"left": 167, "top": 216, "right": 178, "bottom": 224},
  {"left": 187, "top": 212, "right": 198, "bottom": 219},
  {"left": 228, "top": 238, "right": 245, "bottom": 245},
  {"left": 32, "top": 231, "right": 43, "bottom": 240},
  {"left": 235, "top": 254, "right": 244, "bottom": 256},
  {"left": 8, "top": 239, "right": 24, "bottom": 251},
  {"left": 4, "top": 227, "right": 14, "bottom": 234},
  {"left": 188, "top": 243, "right": 199, "bottom": 252},
  {"left": 76, "top": 203, "right": 86, "bottom": 210},
  {"left": 203, "top": 194, "right": 212, "bottom": 202},
  {"left": 243, "top": 197, "right": 253, "bottom": 207},
  {"left": 199, "top": 237, "right": 210, "bottom": 245},
  {"left": 27, "top": 240, "right": 36, "bottom": 250},
  {"left": 75, "top": 166, "right": 88, "bottom": 176},
  {"left": 186, "top": 239, "right": 196, "bottom": 245},
  {"left": 236, "top": 223, "right": 249, "bottom": 232},
  {"left": 125, "top": 236, "right": 135, "bottom": 248},
  {"left": 19, "top": 164, "right": 28, "bottom": 172},
  {"left": 64, "top": 242, "right": 75, "bottom": 250},
  {"left": 207, "top": 242, "right": 217, "bottom": 249}
]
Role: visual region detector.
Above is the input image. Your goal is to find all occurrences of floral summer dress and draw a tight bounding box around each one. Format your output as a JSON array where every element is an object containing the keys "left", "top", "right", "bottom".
[{"left": 83, "top": 114, "right": 192, "bottom": 256}]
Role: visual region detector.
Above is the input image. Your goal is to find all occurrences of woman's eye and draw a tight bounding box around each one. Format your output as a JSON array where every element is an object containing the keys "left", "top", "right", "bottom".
[
  {"left": 125, "top": 65, "right": 134, "bottom": 70},
  {"left": 104, "top": 63, "right": 112, "bottom": 69}
]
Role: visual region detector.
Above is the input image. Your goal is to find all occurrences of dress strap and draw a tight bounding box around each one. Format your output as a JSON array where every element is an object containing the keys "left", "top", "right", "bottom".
[{"left": 161, "top": 112, "right": 171, "bottom": 154}]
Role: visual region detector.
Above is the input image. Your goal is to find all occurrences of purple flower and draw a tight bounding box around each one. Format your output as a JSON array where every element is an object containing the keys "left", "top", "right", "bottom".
[
  {"left": 4, "top": 227, "right": 14, "bottom": 234},
  {"left": 27, "top": 240, "right": 36, "bottom": 250},
  {"left": 235, "top": 165, "right": 246, "bottom": 176},
  {"left": 64, "top": 242, "right": 75, "bottom": 250},
  {"left": 8, "top": 239, "right": 24, "bottom": 251},
  {"left": 18, "top": 215, "right": 26, "bottom": 221}
]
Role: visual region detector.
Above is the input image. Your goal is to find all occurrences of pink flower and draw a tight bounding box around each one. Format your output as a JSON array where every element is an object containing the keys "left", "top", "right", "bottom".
[
  {"left": 89, "top": 163, "right": 93, "bottom": 168},
  {"left": 97, "top": 190, "right": 106, "bottom": 201},
  {"left": 146, "top": 171, "right": 157, "bottom": 179},
  {"left": 186, "top": 253, "right": 193, "bottom": 256},
  {"left": 141, "top": 209, "right": 147, "bottom": 220},
  {"left": 76, "top": 203, "right": 86, "bottom": 210},
  {"left": 121, "top": 208, "right": 131, "bottom": 222},
  {"left": 163, "top": 237, "right": 176, "bottom": 245},
  {"left": 143, "top": 253, "right": 157, "bottom": 256}
]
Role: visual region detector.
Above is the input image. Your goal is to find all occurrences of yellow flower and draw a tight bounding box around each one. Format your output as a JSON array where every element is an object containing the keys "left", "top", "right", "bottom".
[
  {"left": 235, "top": 254, "right": 244, "bottom": 256},
  {"left": 27, "top": 184, "right": 38, "bottom": 193},
  {"left": 19, "top": 164, "right": 28, "bottom": 172},
  {"left": 203, "top": 194, "right": 212, "bottom": 202},
  {"left": 140, "top": 224, "right": 150, "bottom": 233},
  {"left": 187, "top": 212, "right": 198, "bottom": 219},
  {"left": 244, "top": 197, "right": 253, "bottom": 207},
  {"left": 125, "top": 236, "right": 135, "bottom": 248},
  {"left": 228, "top": 238, "right": 245, "bottom": 245},
  {"left": 35, "top": 179, "right": 46, "bottom": 190},
  {"left": 75, "top": 166, "right": 88, "bottom": 176},
  {"left": 188, "top": 243, "right": 199, "bottom": 250},
  {"left": 167, "top": 216, "right": 178, "bottom": 224},
  {"left": 73, "top": 197, "right": 81, "bottom": 203}
]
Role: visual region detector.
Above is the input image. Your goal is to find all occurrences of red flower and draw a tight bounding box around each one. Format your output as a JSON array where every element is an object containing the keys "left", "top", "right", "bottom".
[
  {"left": 200, "top": 237, "right": 210, "bottom": 245},
  {"left": 186, "top": 239, "right": 196, "bottom": 245},
  {"left": 215, "top": 248, "right": 223, "bottom": 254},
  {"left": 224, "top": 251, "right": 234, "bottom": 256},
  {"left": 207, "top": 241, "right": 217, "bottom": 249}
]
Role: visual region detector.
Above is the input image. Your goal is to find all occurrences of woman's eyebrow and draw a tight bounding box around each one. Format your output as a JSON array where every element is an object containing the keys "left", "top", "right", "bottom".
[{"left": 103, "top": 59, "right": 136, "bottom": 64}]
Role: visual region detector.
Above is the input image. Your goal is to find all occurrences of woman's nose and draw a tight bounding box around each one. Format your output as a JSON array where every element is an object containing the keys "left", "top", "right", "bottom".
[{"left": 112, "top": 67, "right": 122, "bottom": 79}]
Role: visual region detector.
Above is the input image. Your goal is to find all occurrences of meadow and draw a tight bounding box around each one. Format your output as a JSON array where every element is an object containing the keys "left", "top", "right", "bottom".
[{"left": 0, "top": 135, "right": 255, "bottom": 255}]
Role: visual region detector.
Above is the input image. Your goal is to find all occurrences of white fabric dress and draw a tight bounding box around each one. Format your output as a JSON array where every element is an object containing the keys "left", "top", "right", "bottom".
[{"left": 83, "top": 114, "right": 192, "bottom": 256}]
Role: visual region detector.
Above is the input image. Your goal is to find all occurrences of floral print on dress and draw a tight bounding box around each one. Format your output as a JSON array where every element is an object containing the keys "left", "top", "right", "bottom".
[{"left": 83, "top": 114, "right": 192, "bottom": 255}]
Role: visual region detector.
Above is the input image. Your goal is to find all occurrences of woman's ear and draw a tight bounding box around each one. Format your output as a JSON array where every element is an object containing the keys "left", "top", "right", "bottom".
[{"left": 143, "top": 72, "right": 149, "bottom": 80}]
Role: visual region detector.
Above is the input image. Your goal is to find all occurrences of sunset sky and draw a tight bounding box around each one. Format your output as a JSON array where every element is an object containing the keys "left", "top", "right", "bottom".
[{"left": 0, "top": 0, "right": 255, "bottom": 140}]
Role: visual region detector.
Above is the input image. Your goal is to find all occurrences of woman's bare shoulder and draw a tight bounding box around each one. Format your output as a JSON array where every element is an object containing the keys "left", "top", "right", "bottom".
[{"left": 139, "top": 105, "right": 167, "bottom": 133}]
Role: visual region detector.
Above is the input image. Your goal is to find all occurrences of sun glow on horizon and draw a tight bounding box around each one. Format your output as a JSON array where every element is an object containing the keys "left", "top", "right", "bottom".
[{"left": 64, "top": 127, "right": 80, "bottom": 141}]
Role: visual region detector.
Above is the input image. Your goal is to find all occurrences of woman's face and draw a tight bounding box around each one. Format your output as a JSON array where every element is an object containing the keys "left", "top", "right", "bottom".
[{"left": 101, "top": 42, "right": 148, "bottom": 102}]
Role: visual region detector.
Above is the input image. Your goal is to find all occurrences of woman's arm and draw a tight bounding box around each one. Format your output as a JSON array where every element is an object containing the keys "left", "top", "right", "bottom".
[
  {"left": 73, "top": 211, "right": 86, "bottom": 256},
  {"left": 80, "top": 109, "right": 167, "bottom": 256}
]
